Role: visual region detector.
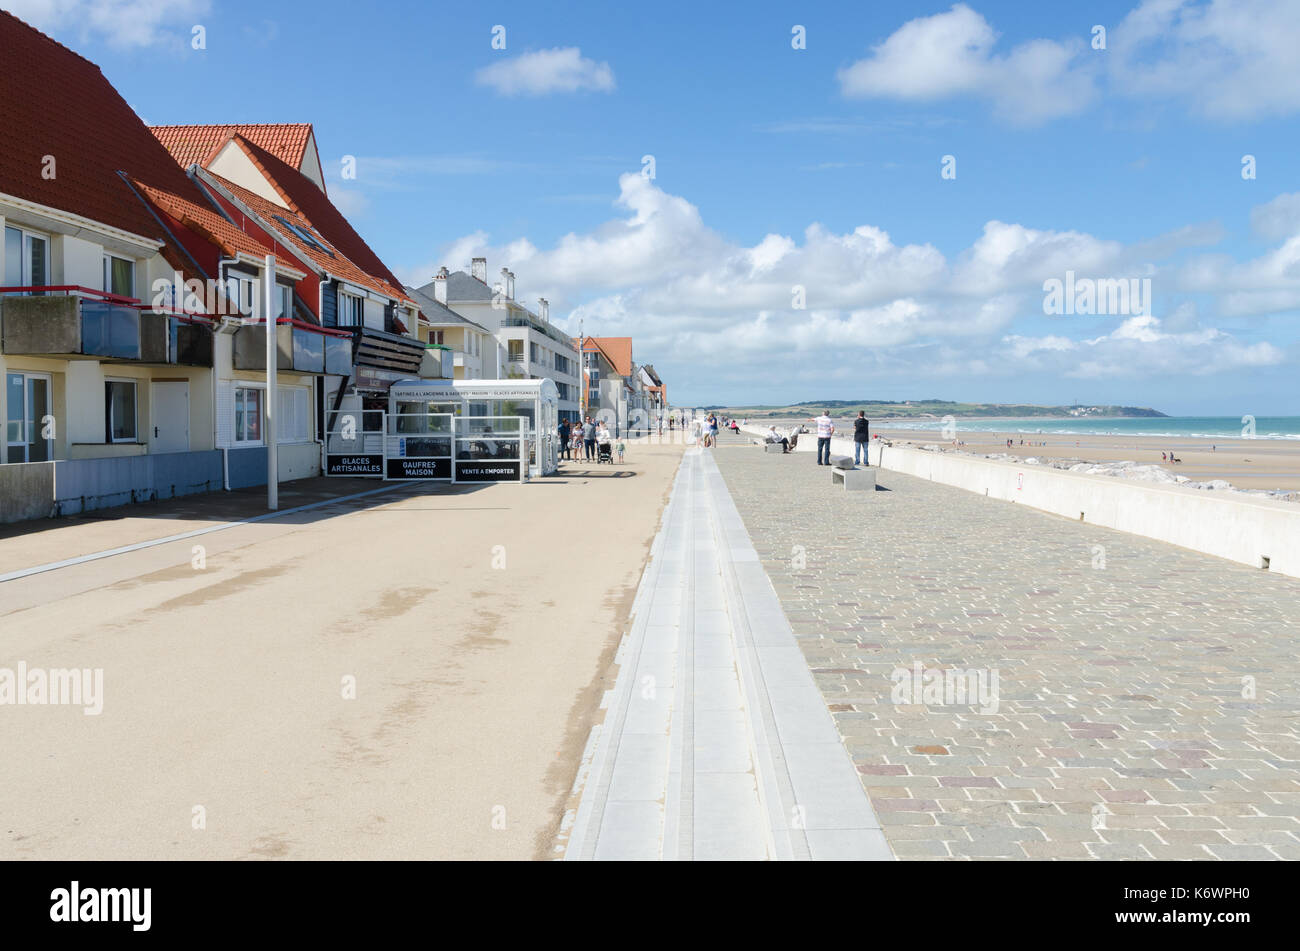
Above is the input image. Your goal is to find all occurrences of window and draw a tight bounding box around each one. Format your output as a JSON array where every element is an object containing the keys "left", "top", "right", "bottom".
[
  {"left": 4, "top": 226, "right": 49, "bottom": 293},
  {"left": 276, "top": 284, "right": 293, "bottom": 321},
  {"left": 530, "top": 342, "right": 541, "bottom": 364},
  {"left": 225, "top": 273, "right": 257, "bottom": 316},
  {"left": 430, "top": 330, "right": 445, "bottom": 345},
  {"left": 105, "top": 380, "right": 137, "bottom": 443},
  {"left": 272, "top": 216, "right": 333, "bottom": 256},
  {"left": 338, "top": 291, "right": 364, "bottom": 327},
  {"left": 103, "top": 254, "right": 135, "bottom": 298},
  {"left": 507, "top": 339, "right": 524, "bottom": 362},
  {"left": 277, "top": 386, "right": 310, "bottom": 442},
  {"left": 234, "top": 387, "right": 263, "bottom": 444}
]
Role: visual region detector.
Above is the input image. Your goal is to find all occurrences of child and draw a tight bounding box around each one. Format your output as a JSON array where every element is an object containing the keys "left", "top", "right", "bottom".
[{"left": 616, "top": 439, "right": 626, "bottom": 463}]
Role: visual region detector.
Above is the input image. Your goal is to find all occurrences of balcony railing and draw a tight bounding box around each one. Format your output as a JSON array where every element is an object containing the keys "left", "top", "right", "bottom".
[
  {"left": 233, "top": 318, "right": 354, "bottom": 375},
  {"left": 0, "top": 286, "right": 214, "bottom": 365}
]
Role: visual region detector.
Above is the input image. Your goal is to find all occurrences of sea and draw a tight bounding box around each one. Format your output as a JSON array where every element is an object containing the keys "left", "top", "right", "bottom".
[{"left": 870, "top": 416, "right": 1300, "bottom": 440}]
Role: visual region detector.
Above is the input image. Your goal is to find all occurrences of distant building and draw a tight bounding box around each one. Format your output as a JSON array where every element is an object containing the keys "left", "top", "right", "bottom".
[
  {"left": 405, "top": 282, "right": 494, "bottom": 381},
  {"left": 415, "top": 260, "right": 582, "bottom": 422}
]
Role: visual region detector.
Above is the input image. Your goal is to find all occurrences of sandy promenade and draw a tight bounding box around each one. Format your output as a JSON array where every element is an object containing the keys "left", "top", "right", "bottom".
[
  {"left": 751, "top": 417, "right": 1300, "bottom": 492},
  {"left": 0, "top": 439, "right": 682, "bottom": 860}
]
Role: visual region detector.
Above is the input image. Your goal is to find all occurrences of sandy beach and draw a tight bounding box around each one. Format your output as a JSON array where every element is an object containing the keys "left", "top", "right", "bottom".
[{"left": 748, "top": 417, "right": 1300, "bottom": 492}]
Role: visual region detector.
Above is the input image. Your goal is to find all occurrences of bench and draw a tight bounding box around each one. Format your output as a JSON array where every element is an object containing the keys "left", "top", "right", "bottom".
[
  {"left": 830, "top": 459, "right": 876, "bottom": 491},
  {"left": 764, "top": 442, "right": 784, "bottom": 453}
]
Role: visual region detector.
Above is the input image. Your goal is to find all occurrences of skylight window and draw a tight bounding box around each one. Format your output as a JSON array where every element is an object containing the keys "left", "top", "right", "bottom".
[{"left": 273, "top": 215, "right": 334, "bottom": 256}]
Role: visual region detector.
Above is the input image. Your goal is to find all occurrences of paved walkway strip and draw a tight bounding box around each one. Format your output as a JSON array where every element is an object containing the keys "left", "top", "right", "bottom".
[
  {"left": 563, "top": 448, "right": 891, "bottom": 860},
  {"left": 712, "top": 445, "right": 1300, "bottom": 861}
]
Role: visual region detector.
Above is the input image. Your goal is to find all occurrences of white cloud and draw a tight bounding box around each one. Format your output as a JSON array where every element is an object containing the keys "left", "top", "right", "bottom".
[
  {"left": 837, "top": 3, "right": 1095, "bottom": 123},
  {"left": 1109, "top": 0, "right": 1300, "bottom": 120},
  {"left": 1250, "top": 192, "right": 1300, "bottom": 241},
  {"left": 399, "top": 173, "right": 1288, "bottom": 389},
  {"left": 1002, "top": 314, "right": 1283, "bottom": 378},
  {"left": 838, "top": 0, "right": 1300, "bottom": 123},
  {"left": 475, "top": 47, "right": 615, "bottom": 97},
  {"left": 5, "top": 0, "right": 210, "bottom": 49}
]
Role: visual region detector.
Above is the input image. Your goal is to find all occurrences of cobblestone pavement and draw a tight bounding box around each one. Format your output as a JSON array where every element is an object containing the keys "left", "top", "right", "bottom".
[{"left": 713, "top": 445, "right": 1300, "bottom": 860}]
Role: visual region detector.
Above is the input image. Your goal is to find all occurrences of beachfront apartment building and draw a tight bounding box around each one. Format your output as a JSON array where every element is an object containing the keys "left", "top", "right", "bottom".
[
  {"left": 0, "top": 11, "right": 233, "bottom": 520},
  {"left": 575, "top": 335, "right": 653, "bottom": 436},
  {"left": 405, "top": 280, "right": 496, "bottom": 381},
  {"left": 425, "top": 260, "right": 583, "bottom": 423},
  {"left": 0, "top": 10, "right": 446, "bottom": 522},
  {"left": 149, "top": 124, "right": 438, "bottom": 449},
  {"left": 639, "top": 363, "right": 668, "bottom": 421}
]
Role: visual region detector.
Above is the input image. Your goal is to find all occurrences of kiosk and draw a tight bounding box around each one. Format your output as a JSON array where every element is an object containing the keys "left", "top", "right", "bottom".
[{"left": 387, "top": 378, "right": 559, "bottom": 479}]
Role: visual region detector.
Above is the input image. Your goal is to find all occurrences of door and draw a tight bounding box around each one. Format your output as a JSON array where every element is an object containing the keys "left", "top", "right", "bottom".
[
  {"left": 5, "top": 372, "right": 52, "bottom": 463},
  {"left": 150, "top": 381, "right": 190, "bottom": 453}
]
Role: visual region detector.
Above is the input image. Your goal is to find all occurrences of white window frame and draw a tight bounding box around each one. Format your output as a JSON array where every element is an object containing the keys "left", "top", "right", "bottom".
[
  {"left": 102, "top": 253, "right": 136, "bottom": 298},
  {"left": 338, "top": 290, "right": 364, "bottom": 327},
  {"left": 104, "top": 378, "right": 138, "bottom": 444},
  {"left": 233, "top": 385, "right": 264, "bottom": 446},
  {"left": 4, "top": 225, "right": 50, "bottom": 292},
  {"left": 276, "top": 385, "right": 311, "bottom": 443},
  {"left": 234, "top": 384, "right": 310, "bottom": 445},
  {"left": 225, "top": 272, "right": 257, "bottom": 317},
  {"left": 276, "top": 283, "right": 293, "bottom": 321}
]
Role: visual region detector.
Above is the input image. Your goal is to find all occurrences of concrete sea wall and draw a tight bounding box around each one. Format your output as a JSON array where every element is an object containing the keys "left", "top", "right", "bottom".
[{"left": 739, "top": 424, "right": 1300, "bottom": 580}]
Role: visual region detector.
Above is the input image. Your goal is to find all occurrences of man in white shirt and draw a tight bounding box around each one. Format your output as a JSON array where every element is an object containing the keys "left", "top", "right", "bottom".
[
  {"left": 811, "top": 411, "right": 835, "bottom": 466},
  {"left": 765, "top": 426, "right": 790, "bottom": 453}
]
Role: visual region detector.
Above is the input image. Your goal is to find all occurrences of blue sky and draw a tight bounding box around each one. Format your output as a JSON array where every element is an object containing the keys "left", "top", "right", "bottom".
[{"left": 14, "top": 0, "right": 1300, "bottom": 413}]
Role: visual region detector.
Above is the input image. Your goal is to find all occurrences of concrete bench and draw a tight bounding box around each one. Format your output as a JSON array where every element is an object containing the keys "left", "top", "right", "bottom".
[
  {"left": 831, "top": 465, "right": 876, "bottom": 491},
  {"left": 764, "top": 442, "right": 785, "bottom": 453}
]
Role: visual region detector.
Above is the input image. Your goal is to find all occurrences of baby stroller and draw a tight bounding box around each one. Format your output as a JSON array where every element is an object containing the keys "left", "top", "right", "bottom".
[{"left": 596, "top": 441, "right": 614, "bottom": 464}]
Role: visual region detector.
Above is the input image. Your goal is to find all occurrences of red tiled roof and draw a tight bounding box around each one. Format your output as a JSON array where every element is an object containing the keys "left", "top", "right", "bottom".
[
  {"left": 133, "top": 179, "right": 278, "bottom": 263},
  {"left": 149, "top": 123, "right": 315, "bottom": 174},
  {"left": 198, "top": 167, "right": 411, "bottom": 305},
  {"left": 232, "top": 137, "right": 408, "bottom": 293},
  {"left": 0, "top": 10, "right": 204, "bottom": 241},
  {"left": 577, "top": 335, "right": 634, "bottom": 378}
]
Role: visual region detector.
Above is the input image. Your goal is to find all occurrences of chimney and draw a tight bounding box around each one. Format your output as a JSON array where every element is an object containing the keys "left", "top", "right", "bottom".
[
  {"left": 501, "top": 267, "right": 515, "bottom": 301},
  {"left": 538, "top": 297, "right": 549, "bottom": 321},
  {"left": 433, "top": 266, "right": 448, "bottom": 305},
  {"left": 471, "top": 257, "right": 487, "bottom": 283}
]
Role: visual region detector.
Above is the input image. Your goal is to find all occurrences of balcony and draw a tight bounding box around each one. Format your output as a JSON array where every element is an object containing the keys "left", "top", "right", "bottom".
[
  {"left": 0, "top": 286, "right": 213, "bottom": 366},
  {"left": 233, "top": 319, "right": 354, "bottom": 375},
  {"left": 420, "top": 344, "right": 454, "bottom": 379}
]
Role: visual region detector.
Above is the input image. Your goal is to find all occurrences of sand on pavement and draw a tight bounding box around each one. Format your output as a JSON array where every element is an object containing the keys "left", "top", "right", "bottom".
[{"left": 0, "top": 439, "right": 683, "bottom": 860}]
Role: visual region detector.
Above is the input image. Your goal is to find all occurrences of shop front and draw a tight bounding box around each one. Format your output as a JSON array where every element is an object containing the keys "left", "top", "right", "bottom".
[{"left": 387, "top": 378, "right": 559, "bottom": 479}]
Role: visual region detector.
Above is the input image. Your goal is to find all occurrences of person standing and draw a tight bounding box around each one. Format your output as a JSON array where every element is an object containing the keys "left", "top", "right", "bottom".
[
  {"left": 812, "top": 410, "right": 835, "bottom": 465},
  {"left": 558, "top": 418, "right": 572, "bottom": 461},
  {"left": 708, "top": 413, "right": 719, "bottom": 445},
  {"left": 853, "top": 411, "right": 870, "bottom": 466},
  {"left": 582, "top": 416, "right": 597, "bottom": 461}
]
